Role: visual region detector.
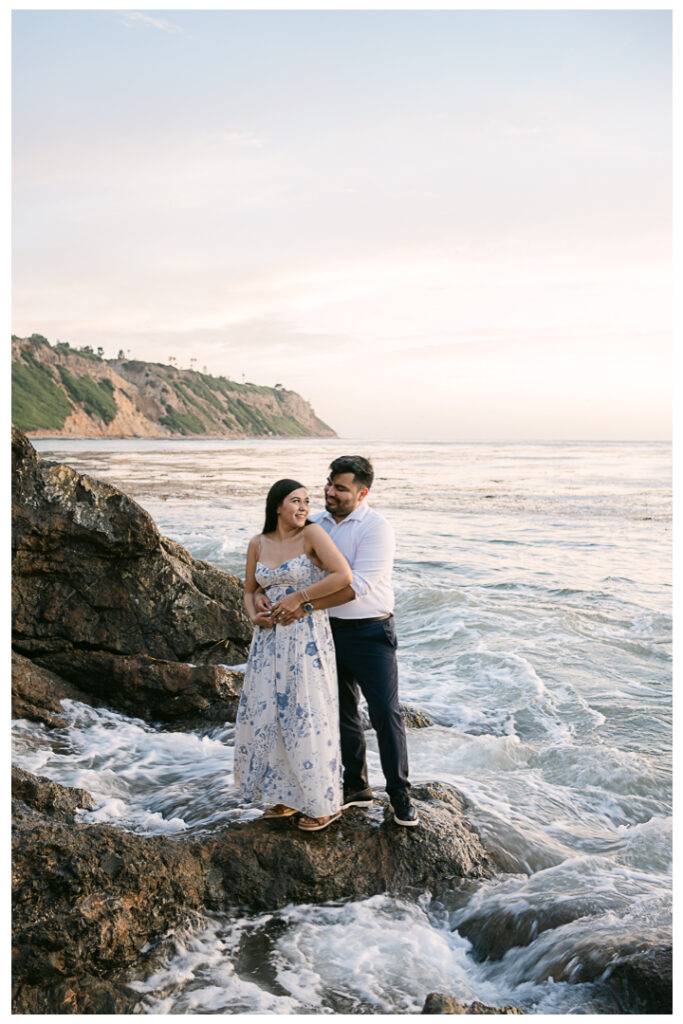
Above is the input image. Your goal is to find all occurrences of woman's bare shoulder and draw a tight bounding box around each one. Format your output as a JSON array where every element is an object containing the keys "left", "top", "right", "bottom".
[{"left": 304, "top": 522, "right": 327, "bottom": 541}]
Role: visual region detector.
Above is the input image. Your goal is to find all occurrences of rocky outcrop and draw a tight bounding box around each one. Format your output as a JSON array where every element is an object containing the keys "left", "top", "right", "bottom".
[
  {"left": 602, "top": 946, "right": 672, "bottom": 1014},
  {"left": 11, "top": 651, "right": 93, "bottom": 727},
  {"left": 12, "top": 770, "right": 494, "bottom": 1014},
  {"left": 12, "top": 428, "right": 252, "bottom": 723},
  {"left": 12, "top": 768, "right": 205, "bottom": 1014},
  {"left": 201, "top": 782, "right": 494, "bottom": 912},
  {"left": 423, "top": 994, "right": 523, "bottom": 1014},
  {"left": 30, "top": 649, "right": 245, "bottom": 725}
]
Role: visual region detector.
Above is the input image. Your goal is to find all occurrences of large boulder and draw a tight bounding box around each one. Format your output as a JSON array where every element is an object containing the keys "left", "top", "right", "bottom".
[
  {"left": 602, "top": 946, "right": 672, "bottom": 1014},
  {"left": 200, "top": 782, "right": 495, "bottom": 912},
  {"left": 12, "top": 768, "right": 206, "bottom": 1014},
  {"left": 11, "top": 428, "right": 252, "bottom": 721}
]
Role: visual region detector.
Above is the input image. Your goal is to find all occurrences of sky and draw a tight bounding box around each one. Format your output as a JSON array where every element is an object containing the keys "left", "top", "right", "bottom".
[{"left": 11, "top": 8, "right": 672, "bottom": 440}]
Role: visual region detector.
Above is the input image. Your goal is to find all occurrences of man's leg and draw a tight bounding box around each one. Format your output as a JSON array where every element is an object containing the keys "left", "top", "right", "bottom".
[
  {"left": 331, "top": 618, "right": 410, "bottom": 800},
  {"left": 335, "top": 648, "right": 370, "bottom": 795}
]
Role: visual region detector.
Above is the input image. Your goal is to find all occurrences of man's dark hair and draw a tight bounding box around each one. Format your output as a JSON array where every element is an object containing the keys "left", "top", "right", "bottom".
[
  {"left": 262, "top": 478, "right": 308, "bottom": 533},
  {"left": 329, "top": 455, "right": 374, "bottom": 490}
]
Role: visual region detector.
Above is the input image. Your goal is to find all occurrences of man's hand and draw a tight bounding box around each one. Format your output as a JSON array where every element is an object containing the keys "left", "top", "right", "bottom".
[
  {"left": 254, "top": 591, "right": 272, "bottom": 615},
  {"left": 251, "top": 610, "right": 274, "bottom": 628}
]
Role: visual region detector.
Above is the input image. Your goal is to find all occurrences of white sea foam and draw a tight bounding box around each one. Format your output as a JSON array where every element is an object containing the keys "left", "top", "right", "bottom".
[
  {"left": 128, "top": 892, "right": 629, "bottom": 1015},
  {"left": 12, "top": 700, "right": 252, "bottom": 834}
]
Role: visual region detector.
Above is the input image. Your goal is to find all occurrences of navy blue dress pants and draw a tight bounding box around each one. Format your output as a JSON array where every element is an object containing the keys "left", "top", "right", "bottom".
[{"left": 329, "top": 615, "right": 410, "bottom": 799}]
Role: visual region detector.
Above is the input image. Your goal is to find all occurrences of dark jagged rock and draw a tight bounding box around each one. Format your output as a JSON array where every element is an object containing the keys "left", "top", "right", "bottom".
[
  {"left": 32, "top": 649, "right": 245, "bottom": 724},
  {"left": 360, "top": 700, "right": 434, "bottom": 730},
  {"left": 12, "top": 766, "right": 96, "bottom": 821},
  {"left": 400, "top": 703, "right": 434, "bottom": 728},
  {"left": 12, "top": 427, "right": 252, "bottom": 721},
  {"left": 12, "top": 651, "right": 92, "bottom": 728},
  {"left": 12, "top": 769, "right": 205, "bottom": 1015},
  {"left": 601, "top": 946, "right": 672, "bottom": 1014},
  {"left": 200, "top": 782, "right": 494, "bottom": 912},
  {"left": 423, "top": 993, "right": 523, "bottom": 1014},
  {"left": 12, "top": 973, "right": 141, "bottom": 1015},
  {"left": 12, "top": 772, "right": 494, "bottom": 1013}
]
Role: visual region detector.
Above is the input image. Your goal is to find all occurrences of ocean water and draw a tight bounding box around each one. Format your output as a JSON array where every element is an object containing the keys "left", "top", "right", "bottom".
[{"left": 14, "top": 438, "right": 672, "bottom": 1014}]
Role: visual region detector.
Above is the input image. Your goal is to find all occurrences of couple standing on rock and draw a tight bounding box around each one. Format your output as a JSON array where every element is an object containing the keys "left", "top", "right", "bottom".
[{"left": 234, "top": 455, "right": 418, "bottom": 831}]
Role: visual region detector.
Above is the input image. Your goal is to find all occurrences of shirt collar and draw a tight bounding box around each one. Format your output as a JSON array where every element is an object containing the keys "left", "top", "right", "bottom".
[{"left": 320, "top": 499, "right": 371, "bottom": 525}]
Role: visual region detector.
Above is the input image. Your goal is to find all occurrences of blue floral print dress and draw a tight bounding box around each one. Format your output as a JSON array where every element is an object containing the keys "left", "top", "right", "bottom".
[{"left": 234, "top": 551, "right": 343, "bottom": 817}]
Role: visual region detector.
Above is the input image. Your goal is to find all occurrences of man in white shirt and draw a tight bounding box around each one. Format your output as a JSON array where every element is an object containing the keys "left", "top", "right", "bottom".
[{"left": 264, "top": 455, "right": 417, "bottom": 827}]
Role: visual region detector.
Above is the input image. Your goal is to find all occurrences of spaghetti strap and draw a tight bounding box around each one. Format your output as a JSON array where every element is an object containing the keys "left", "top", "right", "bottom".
[{"left": 257, "top": 534, "right": 263, "bottom": 559}]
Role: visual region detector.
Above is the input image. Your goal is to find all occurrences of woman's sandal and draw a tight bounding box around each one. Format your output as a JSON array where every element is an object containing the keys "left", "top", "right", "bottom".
[
  {"left": 261, "top": 804, "right": 298, "bottom": 819},
  {"left": 297, "top": 810, "right": 342, "bottom": 832}
]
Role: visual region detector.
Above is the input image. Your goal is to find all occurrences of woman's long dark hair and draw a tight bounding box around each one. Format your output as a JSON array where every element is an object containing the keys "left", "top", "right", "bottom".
[{"left": 262, "top": 478, "right": 308, "bottom": 534}]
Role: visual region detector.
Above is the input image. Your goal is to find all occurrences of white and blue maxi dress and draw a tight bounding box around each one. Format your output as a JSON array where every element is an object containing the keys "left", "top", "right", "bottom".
[{"left": 234, "top": 553, "right": 343, "bottom": 818}]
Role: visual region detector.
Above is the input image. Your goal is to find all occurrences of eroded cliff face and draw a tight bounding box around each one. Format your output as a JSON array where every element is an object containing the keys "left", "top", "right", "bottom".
[{"left": 12, "top": 335, "right": 336, "bottom": 438}]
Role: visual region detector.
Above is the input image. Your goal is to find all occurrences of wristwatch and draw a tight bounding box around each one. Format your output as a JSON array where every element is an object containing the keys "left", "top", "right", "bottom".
[{"left": 302, "top": 602, "right": 314, "bottom": 615}]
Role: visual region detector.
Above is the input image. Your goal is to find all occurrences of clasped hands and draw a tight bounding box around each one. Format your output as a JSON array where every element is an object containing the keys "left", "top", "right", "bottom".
[{"left": 252, "top": 590, "right": 307, "bottom": 628}]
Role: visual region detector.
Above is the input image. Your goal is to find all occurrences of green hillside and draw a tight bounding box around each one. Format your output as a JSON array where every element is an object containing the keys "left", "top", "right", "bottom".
[{"left": 11, "top": 335, "right": 336, "bottom": 439}]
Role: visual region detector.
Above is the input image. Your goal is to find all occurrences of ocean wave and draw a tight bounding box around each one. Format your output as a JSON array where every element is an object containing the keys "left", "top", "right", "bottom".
[{"left": 12, "top": 701, "right": 251, "bottom": 835}]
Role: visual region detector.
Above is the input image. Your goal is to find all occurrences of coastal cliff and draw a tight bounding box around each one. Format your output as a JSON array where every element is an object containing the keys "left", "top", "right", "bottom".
[{"left": 11, "top": 334, "right": 336, "bottom": 438}]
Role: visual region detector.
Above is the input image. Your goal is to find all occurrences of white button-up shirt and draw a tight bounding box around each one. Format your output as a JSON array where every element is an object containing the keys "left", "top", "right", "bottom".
[{"left": 312, "top": 500, "right": 395, "bottom": 619}]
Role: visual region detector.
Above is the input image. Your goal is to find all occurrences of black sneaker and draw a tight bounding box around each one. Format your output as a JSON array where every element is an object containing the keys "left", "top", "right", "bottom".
[
  {"left": 342, "top": 785, "right": 374, "bottom": 809},
  {"left": 390, "top": 793, "right": 419, "bottom": 827}
]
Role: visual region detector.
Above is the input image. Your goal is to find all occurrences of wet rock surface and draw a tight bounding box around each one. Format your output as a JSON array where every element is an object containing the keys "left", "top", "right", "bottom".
[
  {"left": 360, "top": 700, "right": 434, "bottom": 730},
  {"left": 32, "top": 649, "right": 245, "bottom": 725},
  {"left": 12, "top": 765, "right": 96, "bottom": 821},
  {"left": 450, "top": 895, "right": 672, "bottom": 1013},
  {"left": 12, "top": 769, "right": 206, "bottom": 1014},
  {"left": 201, "top": 782, "right": 495, "bottom": 912},
  {"left": 11, "top": 651, "right": 92, "bottom": 728},
  {"left": 423, "top": 993, "right": 524, "bottom": 1013},
  {"left": 12, "top": 771, "right": 494, "bottom": 1013},
  {"left": 602, "top": 946, "right": 672, "bottom": 1014}
]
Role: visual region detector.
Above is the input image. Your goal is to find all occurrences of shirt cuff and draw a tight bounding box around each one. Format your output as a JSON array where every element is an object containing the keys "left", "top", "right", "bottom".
[{"left": 350, "top": 572, "right": 371, "bottom": 598}]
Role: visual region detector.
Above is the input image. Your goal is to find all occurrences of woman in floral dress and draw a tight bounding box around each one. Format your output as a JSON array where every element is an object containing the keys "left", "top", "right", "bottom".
[{"left": 234, "top": 479, "right": 352, "bottom": 831}]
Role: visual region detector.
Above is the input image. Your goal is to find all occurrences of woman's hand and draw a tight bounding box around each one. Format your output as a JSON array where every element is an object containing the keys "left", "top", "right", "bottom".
[{"left": 270, "top": 602, "right": 305, "bottom": 626}]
